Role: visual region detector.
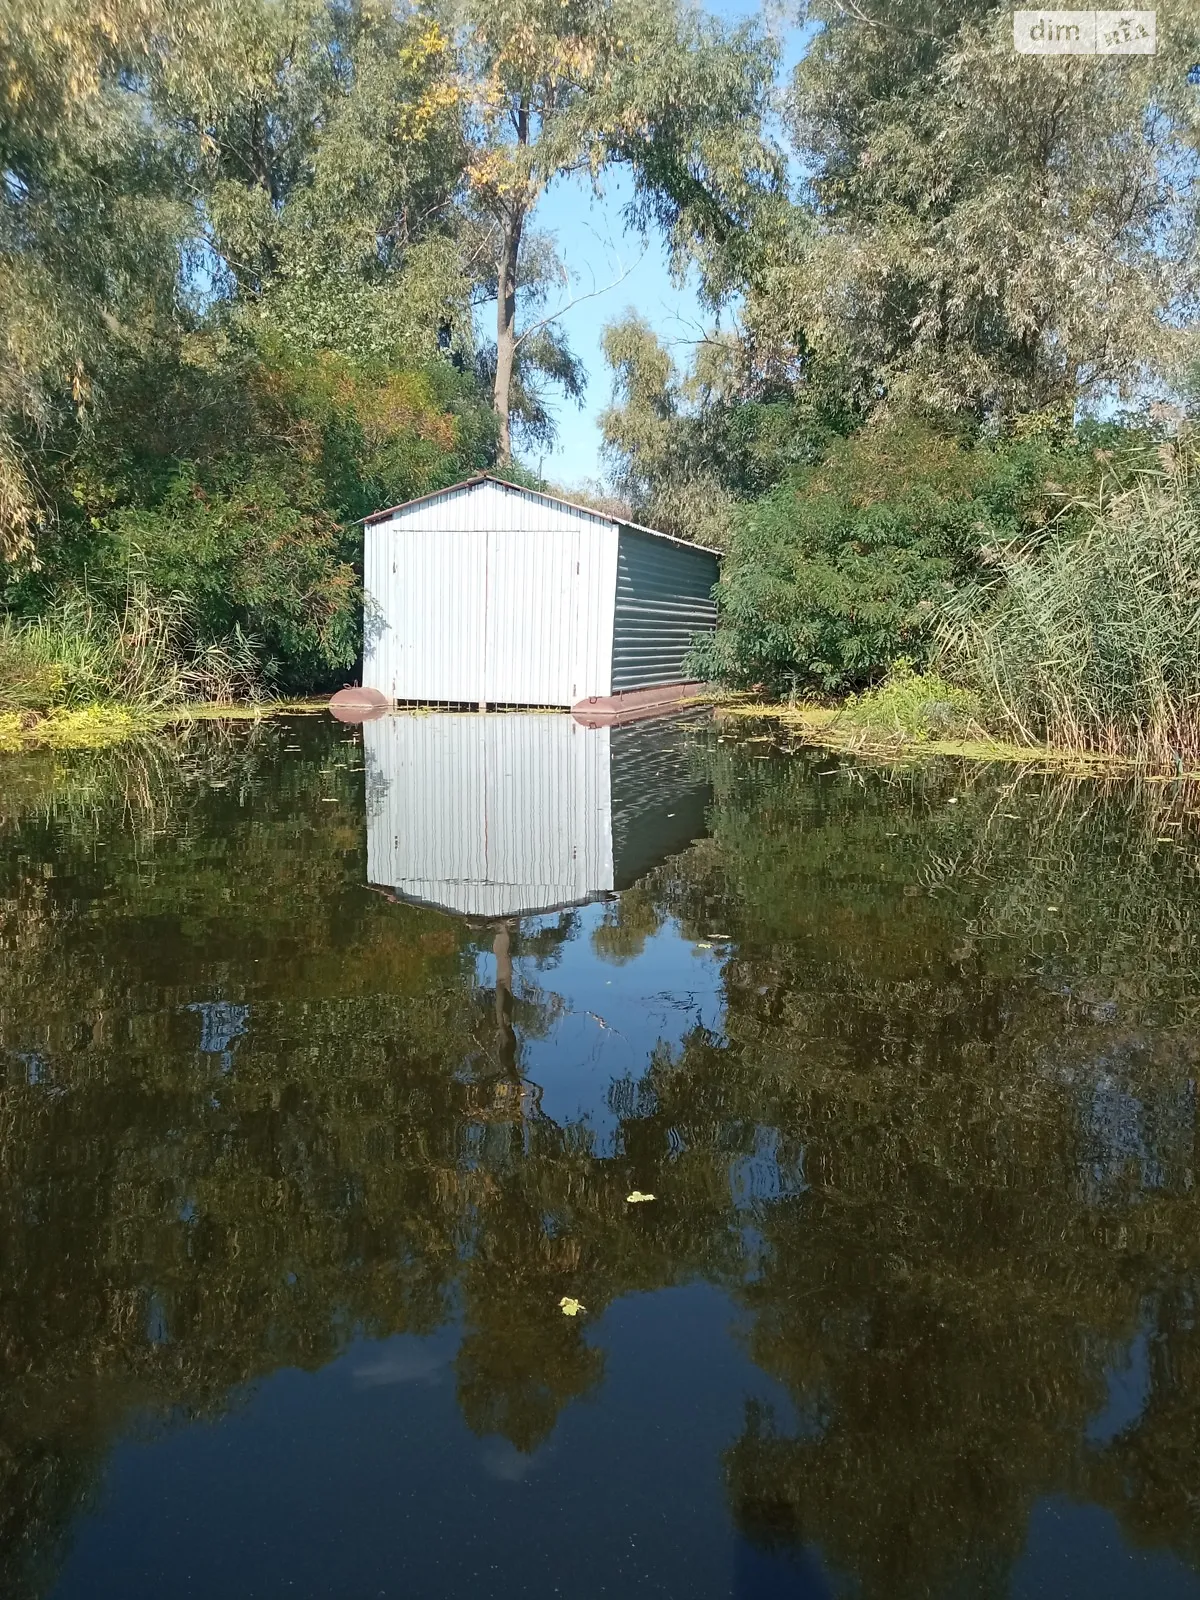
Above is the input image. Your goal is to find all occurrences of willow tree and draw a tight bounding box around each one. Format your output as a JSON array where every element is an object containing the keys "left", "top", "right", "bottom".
[
  {"left": 0, "top": 0, "right": 269, "bottom": 562},
  {"left": 190, "top": 1, "right": 473, "bottom": 363},
  {"left": 597, "top": 309, "right": 736, "bottom": 544},
  {"left": 457, "top": 0, "right": 780, "bottom": 462},
  {"left": 783, "top": 0, "right": 1200, "bottom": 420}
]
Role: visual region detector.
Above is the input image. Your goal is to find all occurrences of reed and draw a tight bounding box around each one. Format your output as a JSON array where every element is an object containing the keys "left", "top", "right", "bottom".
[
  {"left": 941, "top": 442, "right": 1200, "bottom": 769},
  {"left": 0, "top": 588, "right": 263, "bottom": 713}
]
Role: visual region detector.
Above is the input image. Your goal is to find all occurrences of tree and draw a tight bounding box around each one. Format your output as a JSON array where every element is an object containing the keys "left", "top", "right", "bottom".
[
  {"left": 598, "top": 304, "right": 862, "bottom": 544},
  {"left": 598, "top": 310, "right": 735, "bottom": 543},
  {"left": 0, "top": 0, "right": 240, "bottom": 560},
  {"left": 185, "top": 0, "right": 473, "bottom": 363},
  {"left": 783, "top": 0, "right": 1200, "bottom": 421},
  {"left": 457, "top": 0, "right": 780, "bottom": 462}
]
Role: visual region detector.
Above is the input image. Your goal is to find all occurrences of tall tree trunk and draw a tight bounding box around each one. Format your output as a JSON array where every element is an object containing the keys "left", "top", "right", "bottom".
[
  {"left": 493, "top": 207, "right": 523, "bottom": 466},
  {"left": 492, "top": 101, "right": 529, "bottom": 467}
]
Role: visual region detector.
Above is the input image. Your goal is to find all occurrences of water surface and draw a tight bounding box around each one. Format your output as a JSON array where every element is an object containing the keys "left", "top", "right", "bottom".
[{"left": 2, "top": 710, "right": 1199, "bottom": 1599}]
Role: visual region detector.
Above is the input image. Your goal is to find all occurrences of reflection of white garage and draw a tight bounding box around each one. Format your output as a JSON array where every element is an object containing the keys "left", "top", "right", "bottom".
[
  {"left": 361, "top": 475, "right": 719, "bottom": 713},
  {"left": 365, "top": 713, "right": 610, "bottom": 919},
  {"left": 364, "top": 711, "right": 711, "bottom": 920}
]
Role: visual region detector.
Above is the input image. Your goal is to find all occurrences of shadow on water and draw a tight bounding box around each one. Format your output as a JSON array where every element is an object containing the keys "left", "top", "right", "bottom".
[{"left": 2, "top": 710, "right": 1200, "bottom": 1597}]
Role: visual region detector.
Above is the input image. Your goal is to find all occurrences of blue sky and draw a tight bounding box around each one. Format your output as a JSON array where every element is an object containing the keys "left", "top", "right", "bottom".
[{"left": 519, "top": 2, "right": 811, "bottom": 492}]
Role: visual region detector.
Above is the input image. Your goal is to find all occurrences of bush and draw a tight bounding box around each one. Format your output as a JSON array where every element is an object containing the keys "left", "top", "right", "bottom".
[
  {"left": 941, "top": 440, "right": 1200, "bottom": 766},
  {"left": 839, "top": 662, "right": 984, "bottom": 742},
  {"left": 691, "top": 419, "right": 1112, "bottom": 697},
  {"left": 0, "top": 589, "right": 262, "bottom": 712},
  {"left": 6, "top": 341, "right": 497, "bottom": 697},
  {"left": 102, "top": 473, "right": 360, "bottom": 694}
]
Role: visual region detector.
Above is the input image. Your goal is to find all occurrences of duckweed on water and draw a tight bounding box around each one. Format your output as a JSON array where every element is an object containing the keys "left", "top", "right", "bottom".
[{"left": 0, "top": 704, "right": 145, "bottom": 753}]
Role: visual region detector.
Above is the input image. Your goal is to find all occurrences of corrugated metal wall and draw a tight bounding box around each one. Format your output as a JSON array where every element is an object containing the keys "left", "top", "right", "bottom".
[
  {"left": 363, "top": 479, "right": 617, "bottom": 707},
  {"left": 610, "top": 527, "right": 720, "bottom": 691},
  {"left": 364, "top": 713, "right": 614, "bottom": 919}
]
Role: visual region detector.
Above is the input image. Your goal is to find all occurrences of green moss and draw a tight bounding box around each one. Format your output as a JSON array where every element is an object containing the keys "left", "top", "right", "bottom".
[{"left": 0, "top": 704, "right": 145, "bottom": 753}]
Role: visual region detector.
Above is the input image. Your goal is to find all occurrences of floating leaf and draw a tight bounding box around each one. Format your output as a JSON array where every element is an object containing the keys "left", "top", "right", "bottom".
[
  {"left": 558, "top": 1296, "right": 585, "bottom": 1317},
  {"left": 626, "top": 1191, "right": 656, "bottom": 1203}
]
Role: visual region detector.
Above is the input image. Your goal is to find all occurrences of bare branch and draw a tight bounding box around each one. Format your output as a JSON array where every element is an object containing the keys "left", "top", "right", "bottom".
[{"left": 513, "top": 247, "right": 647, "bottom": 350}]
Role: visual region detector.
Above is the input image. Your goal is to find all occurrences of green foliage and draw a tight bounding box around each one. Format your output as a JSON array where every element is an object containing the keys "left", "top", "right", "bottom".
[
  {"left": 693, "top": 420, "right": 1098, "bottom": 696},
  {"left": 102, "top": 476, "right": 358, "bottom": 694},
  {"left": 8, "top": 342, "right": 495, "bottom": 698},
  {"left": 0, "top": 588, "right": 261, "bottom": 710},
  {"left": 599, "top": 309, "right": 855, "bottom": 546},
  {"left": 783, "top": 0, "right": 1199, "bottom": 421},
  {"left": 942, "top": 439, "right": 1200, "bottom": 766},
  {"left": 839, "top": 662, "right": 983, "bottom": 741},
  {"left": 0, "top": 0, "right": 231, "bottom": 557},
  {"left": 193, "top": 4, "right": 472, "bottom": 365}
]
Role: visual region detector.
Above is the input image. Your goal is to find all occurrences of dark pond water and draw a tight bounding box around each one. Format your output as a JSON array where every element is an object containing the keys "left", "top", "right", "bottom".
[{"left": 3, "top": 709, "right": 1200, "bottom": 1600}]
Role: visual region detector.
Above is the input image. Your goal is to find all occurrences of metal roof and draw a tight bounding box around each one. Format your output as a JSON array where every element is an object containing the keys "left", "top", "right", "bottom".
[{"left": 360, "top": 473, "right": 723, "bottom": 558}]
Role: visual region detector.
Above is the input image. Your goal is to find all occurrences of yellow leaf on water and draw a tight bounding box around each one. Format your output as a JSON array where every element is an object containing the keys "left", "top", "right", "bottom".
[
  {"left": 558, "top": 1296, "right": 585, "bottom": 1317},
  {"left": 626, "top": 1191, "right": 656, "bottom": 1203}
]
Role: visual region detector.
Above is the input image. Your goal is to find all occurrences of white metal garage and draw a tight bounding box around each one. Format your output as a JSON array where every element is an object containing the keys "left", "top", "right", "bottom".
[{"left": 361, "top": 475, "right": 720, "bottom": 712}]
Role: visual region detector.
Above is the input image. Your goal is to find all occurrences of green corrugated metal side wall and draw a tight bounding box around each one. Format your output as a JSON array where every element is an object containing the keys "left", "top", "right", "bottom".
[
  {"left": 611, "top": 527, "right": 720, "bottom": 690},
  {"left": 609, "top": 715, "right": 712, "bottom": 887}
]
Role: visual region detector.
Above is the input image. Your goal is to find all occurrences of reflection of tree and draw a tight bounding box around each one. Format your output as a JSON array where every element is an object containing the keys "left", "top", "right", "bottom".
[
  {"left": 648, "top": 740, "right": 1200, "bottom": 1600},
  {"left": 591, "top": 887, "right": 663, "bottom": 965},
  {"left": 1080, "top": 1284, "right": 1200, "bottom": 1573},
  {"left": 3, "top": 728, "right": 1200, "bottom": 1597}
]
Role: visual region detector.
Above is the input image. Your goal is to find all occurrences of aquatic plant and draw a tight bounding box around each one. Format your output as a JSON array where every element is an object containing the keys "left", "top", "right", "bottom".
[
  {"left": 0, "top": 588, "right": 263, "bottom": 715},
  {"left": 941, "top": 442, "right": 1200, "bottom": 768},
  {"left": 838, "top": 662, "right": 984, "bottom": 743}
]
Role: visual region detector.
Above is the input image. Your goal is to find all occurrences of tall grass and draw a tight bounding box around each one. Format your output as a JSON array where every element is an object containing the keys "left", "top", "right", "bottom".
[
  {"left": 0, "top": 588, "right": 264, "bottom": 714},
  {"left": 941, "top": 442, "right": 1200, "bottom": 768}
]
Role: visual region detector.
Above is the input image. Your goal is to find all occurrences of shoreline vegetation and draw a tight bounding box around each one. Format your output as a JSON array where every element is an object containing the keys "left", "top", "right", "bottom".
[
  {"left": 691, "top": 438, "right": 1200, "bottom": 778},
  {"left": 710, "top": 700, "right": 1152, "bottom": 777},
  {"left": 0, "top": 698, "right": 332, "bottom": 755},
  {"left": 0, "top": 683, "right": 1182, "bottom": 778}
]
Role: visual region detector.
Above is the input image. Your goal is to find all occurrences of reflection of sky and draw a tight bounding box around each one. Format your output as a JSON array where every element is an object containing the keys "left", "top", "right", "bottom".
[
  {"left": 492, "top": 902, "right": 727, "bottom": 1146},
  {"left": 53, "top": 1285, "right": 805, "bottom": 1600},
  {"left": 1078, "top": 1063, "right": 1196, "bottom": 1201},
  {"left": 728, "top": 1125, "right": 807, "bottom": 1211},
  {"left": 1012, "top": 1498, "right": 1200, "bottom": 1600},
  {"left": 1087, "top": 1316, "right": 1153, "bottom": 1448},
  {"left": 187, "top": 1000, "right": 249, "bottom": 1073}
]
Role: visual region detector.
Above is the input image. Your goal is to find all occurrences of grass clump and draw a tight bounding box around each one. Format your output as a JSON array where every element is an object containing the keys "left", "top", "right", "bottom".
[
  {"left": 0, "top": 589, "right": 263, "bottom": 716},
  {"left": 839, "top": 663, "right": 984, "bottom": 742}
]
